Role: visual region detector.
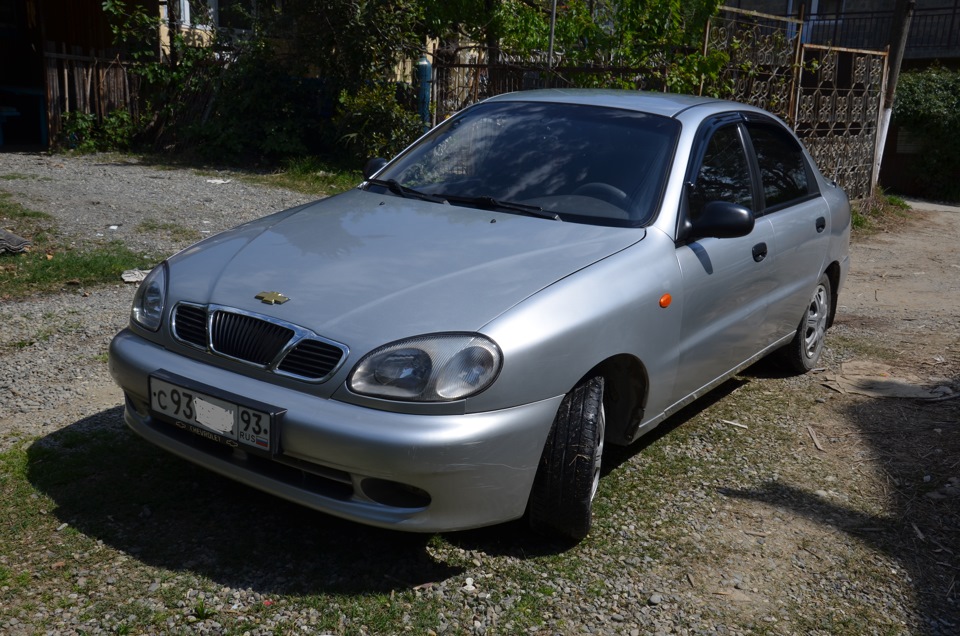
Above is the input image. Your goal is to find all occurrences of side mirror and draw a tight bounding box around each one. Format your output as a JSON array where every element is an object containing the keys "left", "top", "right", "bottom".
[
  {"left": 689, "top": 201, "right": 755, "bottom": 240},
  {"left": 363, "top": 157, "right": 388, "bottom": 180}
]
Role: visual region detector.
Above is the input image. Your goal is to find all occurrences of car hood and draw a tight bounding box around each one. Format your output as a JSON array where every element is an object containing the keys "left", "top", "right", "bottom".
[{"left": 168, "top": 189, "right": 644, "bottom": 347}]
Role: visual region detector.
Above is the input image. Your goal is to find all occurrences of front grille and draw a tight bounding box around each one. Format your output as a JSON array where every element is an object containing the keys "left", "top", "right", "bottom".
[
  {"left": 171, "top": 302, "right": 347, "bottom": 382},
  {"left": 278, "top": 339, "right": 345, "bottom": 380},
  {"left": 174, "top": 304, "right": 208, "bottom": 348},
  {"left": 211, "top": 310, "right": 294, "bottom": 366}
]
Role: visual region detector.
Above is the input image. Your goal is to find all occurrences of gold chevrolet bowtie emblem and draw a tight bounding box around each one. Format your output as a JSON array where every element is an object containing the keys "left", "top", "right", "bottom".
[{"left": 255, "top": 291, "right": 290, "bottom": 305}]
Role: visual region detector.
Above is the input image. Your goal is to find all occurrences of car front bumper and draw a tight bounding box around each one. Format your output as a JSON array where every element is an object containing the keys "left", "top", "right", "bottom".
[{"left": 109, "top": 329, "right": 563, "bottom": 532}]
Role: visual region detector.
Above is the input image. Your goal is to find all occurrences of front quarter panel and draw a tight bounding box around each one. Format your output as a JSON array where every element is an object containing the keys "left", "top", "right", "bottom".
[{"left": 468, "top": 228, "right": 684, "bottom": 421}]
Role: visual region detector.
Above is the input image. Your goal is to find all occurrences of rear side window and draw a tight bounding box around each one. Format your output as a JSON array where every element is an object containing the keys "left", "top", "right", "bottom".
[{"left": 747, "top": 123, "right": 813, "bottom": 209}]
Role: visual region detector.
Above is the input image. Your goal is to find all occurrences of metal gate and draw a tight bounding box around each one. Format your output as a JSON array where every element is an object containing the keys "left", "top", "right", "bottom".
[
  {"left": 793, "top": 45, "right": 887, "bottom": 200},
  {"left": 432, "top": 6, "right": 888, "bottom": 201},
  {"left": 705, "top": 7, "right": 888, "bottom": 200}
]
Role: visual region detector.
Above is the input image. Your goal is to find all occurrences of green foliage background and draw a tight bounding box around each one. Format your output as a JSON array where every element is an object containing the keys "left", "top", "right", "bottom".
[
  {"left": 893, "top": 66, "right": 960, "bottom": 201},
  {"left": 92, "top": 0, "right": 724, "bottom": 165}
]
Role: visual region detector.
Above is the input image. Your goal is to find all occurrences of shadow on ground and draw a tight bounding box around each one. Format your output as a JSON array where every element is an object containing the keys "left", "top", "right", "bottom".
[
  {"left": 720, "top": 381, "right": 960, "bottom": 635},
  {"left": 27, "top": 384, "right": 741, "bottom": 582},
  {"left": 26, "top": 407, "right": 466, "bottom": 596}
]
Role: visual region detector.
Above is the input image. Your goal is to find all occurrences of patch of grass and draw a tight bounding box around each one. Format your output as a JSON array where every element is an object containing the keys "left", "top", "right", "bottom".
[
  {"left": 853, "top": 188, "right": 913, "bottom": 234},
  {"left": 136, "top": 218, "right": 202, "bottom": 242},
  {"left": 243, "top": 156, "right": 362, "bottom": 197},
  {"left": 1, "top": 191, "right": 154, "bottom": 299},
  {"left": 1, "top": 310, "right": 86, "bottom": 350},
  {"left": 9, "top": 325, "right": 58, "bottom": 349},
  {"left": 0, "top": 173, "right": 53, "bottom": 182},
  {"left": 1, "top": 192, "right": 51, "bottom": 220},
  {"left": 192, "top": 597, "right": 215, "bottom": 620},
  {"left": 0, "top": 240, "right": 155, "bottom": 298}
]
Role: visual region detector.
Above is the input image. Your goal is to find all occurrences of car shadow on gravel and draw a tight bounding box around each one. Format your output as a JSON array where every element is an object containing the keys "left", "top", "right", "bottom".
[
  {"left": 718, "top": 387, "right": 960, "bottom": 635},
  {"left": 26, "top": 407, "right": 464, "bottom": 595},
  {"left": 447, "top": 377, "right": 751, "bottom": 557}
]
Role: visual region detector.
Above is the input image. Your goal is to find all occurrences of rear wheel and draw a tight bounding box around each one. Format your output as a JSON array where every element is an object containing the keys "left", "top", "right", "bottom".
[
  {"left": 528, "top": 376, "right": 605, "bottom": 541},
  {"left": 782, "top": 273, "right": 832, "bottom": 373}
]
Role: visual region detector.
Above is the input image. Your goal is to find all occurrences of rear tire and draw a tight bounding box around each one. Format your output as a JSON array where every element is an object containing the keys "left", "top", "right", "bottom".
[
  {"left": 782, "top": 272, "right": 832, "bottom": 373},
  {"left": 528, "top": 376, "right": 605, "bottom": 541}
]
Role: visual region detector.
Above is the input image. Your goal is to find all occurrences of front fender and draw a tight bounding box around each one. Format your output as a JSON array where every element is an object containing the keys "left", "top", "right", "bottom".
[{"left": 468, "top": 228, "right": 684, "bottom": 421}]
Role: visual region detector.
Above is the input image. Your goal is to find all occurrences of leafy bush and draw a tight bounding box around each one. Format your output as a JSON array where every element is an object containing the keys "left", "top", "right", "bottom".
[
  {"left": 60, "top": 112, "right": 98, "bottom": 152},
  {"left": 332, "top": 83, "right": 424, "bottom": 164},
  {"left": 854, "top": 187, "right": 912, "bottom": 232},
  {"left": 102, "top": 0, "right": 320, "bottom": 162},
  {"left": 893, "top": 66, "right": 960, "bottom": 201},
  {"left": 182, "top": 45, "right": 322, "bottom": 163},
  {"left": 60, "top": 109, "right": 134, "bottom": 152}
]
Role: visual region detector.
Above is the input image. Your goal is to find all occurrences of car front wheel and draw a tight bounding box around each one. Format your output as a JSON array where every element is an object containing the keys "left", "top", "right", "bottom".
[
  {"left": 528, "top": 376, "right": 605, "bottom": 541},
  {"left": 783, "top": 272, "right": 832, "bottom": 373}
]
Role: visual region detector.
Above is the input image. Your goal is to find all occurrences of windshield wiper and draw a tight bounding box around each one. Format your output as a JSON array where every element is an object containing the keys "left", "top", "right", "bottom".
[
  {"left": 441, "top": 194, "right": 560, "bottom": 221},
  {"left": 366, "top": 178, "right": 447, "bottom": 204}
]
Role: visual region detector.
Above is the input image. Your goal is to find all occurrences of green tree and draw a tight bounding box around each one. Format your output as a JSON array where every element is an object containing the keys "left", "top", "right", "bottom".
[
  {"left": 893, "top": 66, "right": 960, "bottom": 201},
  {"left": 421, "top": 0, "right": 724, "bottom": 93},
  {"left": 275, "top": 0, "right": 426, "bottom": 94},
  {"left": 97, "top": 0, "right": 727, "bottom": 162}
]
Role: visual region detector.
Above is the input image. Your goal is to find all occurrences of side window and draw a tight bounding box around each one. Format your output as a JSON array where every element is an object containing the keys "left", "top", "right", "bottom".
[
  {"left": 747, "top": 123, "right": 812, "bottom": 209},
  {"left": 690, "top": 124, "right": 753, "bottom": 222}
]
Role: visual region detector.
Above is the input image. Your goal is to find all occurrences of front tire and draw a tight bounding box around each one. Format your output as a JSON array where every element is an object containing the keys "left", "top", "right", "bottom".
[
  {"left": 528, "top": 376, "right": 605, "bottom": 541},
  {"left": 782, "top": 272, "right": 832, "bottom": 373}
]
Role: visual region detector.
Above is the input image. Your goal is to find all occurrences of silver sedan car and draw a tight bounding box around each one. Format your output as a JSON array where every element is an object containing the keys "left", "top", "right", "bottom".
[{"left": 109, "top": 90, "right": 850, "bottom": 541}]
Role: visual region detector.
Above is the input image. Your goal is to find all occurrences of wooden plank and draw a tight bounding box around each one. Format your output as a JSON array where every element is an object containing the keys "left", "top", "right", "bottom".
[{"left": 62, "top": 43, "right": 70, "bottom": 113}]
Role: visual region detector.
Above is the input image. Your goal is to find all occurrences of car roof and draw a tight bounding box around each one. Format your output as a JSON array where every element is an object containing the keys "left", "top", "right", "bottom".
[{"left": 484, "top": 88, "right": 759, "bottom": 119}]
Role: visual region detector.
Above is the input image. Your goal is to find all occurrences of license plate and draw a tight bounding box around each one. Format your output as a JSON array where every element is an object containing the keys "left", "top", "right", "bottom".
[{"left": 149, "top": 377, "right": 273, "bottom": 452}]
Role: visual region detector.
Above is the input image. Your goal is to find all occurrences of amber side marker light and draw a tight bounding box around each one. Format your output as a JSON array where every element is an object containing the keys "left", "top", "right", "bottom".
[{"left": 659, "top": 293, "right": 672, "bottom": 308}]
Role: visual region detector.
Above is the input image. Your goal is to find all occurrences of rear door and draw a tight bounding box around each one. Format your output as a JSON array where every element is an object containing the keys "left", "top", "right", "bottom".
[{"left": 743, "top": 117, "right": 831, "bottom": 340}]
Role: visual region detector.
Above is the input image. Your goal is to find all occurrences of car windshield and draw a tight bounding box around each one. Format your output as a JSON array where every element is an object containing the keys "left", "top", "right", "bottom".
[{"left": 373, "top": 100, "right": 680, "bottom": 226}]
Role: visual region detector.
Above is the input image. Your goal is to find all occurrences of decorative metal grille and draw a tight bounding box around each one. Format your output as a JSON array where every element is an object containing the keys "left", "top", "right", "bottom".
[
  {"left": 430, "top": 6, "right": 888, "bottom": 201},
  {"left": 702, "top": 7, "right": 803, "bottom": 123},
  {"left": 433, "top": 46, "right": 672, "bottom": 123},
  {"left": 794, "top": 45, "right": 887, "bottom": 200},
  {"left": 703, "top": 7, "right": 887, "bottom": 201}
]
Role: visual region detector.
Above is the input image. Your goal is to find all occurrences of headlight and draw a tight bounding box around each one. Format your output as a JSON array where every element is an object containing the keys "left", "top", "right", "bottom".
[
  {"left": 131, "top": 263, "right": 167, "bottom": 332},
  {"left": 349, "top": 334, "right": 502, "bottom": 401}
]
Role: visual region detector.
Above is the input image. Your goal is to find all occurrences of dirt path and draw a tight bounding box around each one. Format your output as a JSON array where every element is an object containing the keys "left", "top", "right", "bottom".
[
  {"left": 841, "top": 199, "right": 960, "bottom": 364},
  {"left": 717, "top": 199, "right": 960, "bottom": 633}
]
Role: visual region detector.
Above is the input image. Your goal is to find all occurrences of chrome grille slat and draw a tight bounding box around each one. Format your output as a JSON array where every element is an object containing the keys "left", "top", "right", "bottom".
[
  {"left": 211, "top": 310, "right": 294, "bottom": 366},
  {"left": 174, "top": 304, "right": 208, "bottom": 348},
  {"left": 171, "top": 302, "right": 347, "bottom": 382},
  {"left": 277, "top": 340, "right": 344, "bottom": 380}
]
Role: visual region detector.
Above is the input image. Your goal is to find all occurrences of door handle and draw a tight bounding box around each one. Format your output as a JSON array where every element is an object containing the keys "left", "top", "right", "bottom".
[
  {"left": 752, "top": 242, "right": 767, "bottom": 262},
  {"left": 816, "top": 216, "right": 826, "bottom": 233}
]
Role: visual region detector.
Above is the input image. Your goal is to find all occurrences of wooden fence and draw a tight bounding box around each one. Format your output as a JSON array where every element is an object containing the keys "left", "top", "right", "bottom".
[{"left": 44, "top": 42, "right": 140, "bottom": 143}]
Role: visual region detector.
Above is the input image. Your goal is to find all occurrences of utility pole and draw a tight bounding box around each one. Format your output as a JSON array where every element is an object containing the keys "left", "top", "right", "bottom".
[
  {"left": 548, "top": 0, "right": 558, "bottom": 69},
  {"left": 874, "top": 0, "right": 915, "bottom": 189}
]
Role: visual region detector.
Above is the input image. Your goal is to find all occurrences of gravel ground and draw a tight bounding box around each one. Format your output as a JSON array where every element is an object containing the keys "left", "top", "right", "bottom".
[
  {"left": 0, "top": 153, "right": 311, "bottom": 444},
  {"left": 1, "top": 151, "right": 958, "bottom": 635}
]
